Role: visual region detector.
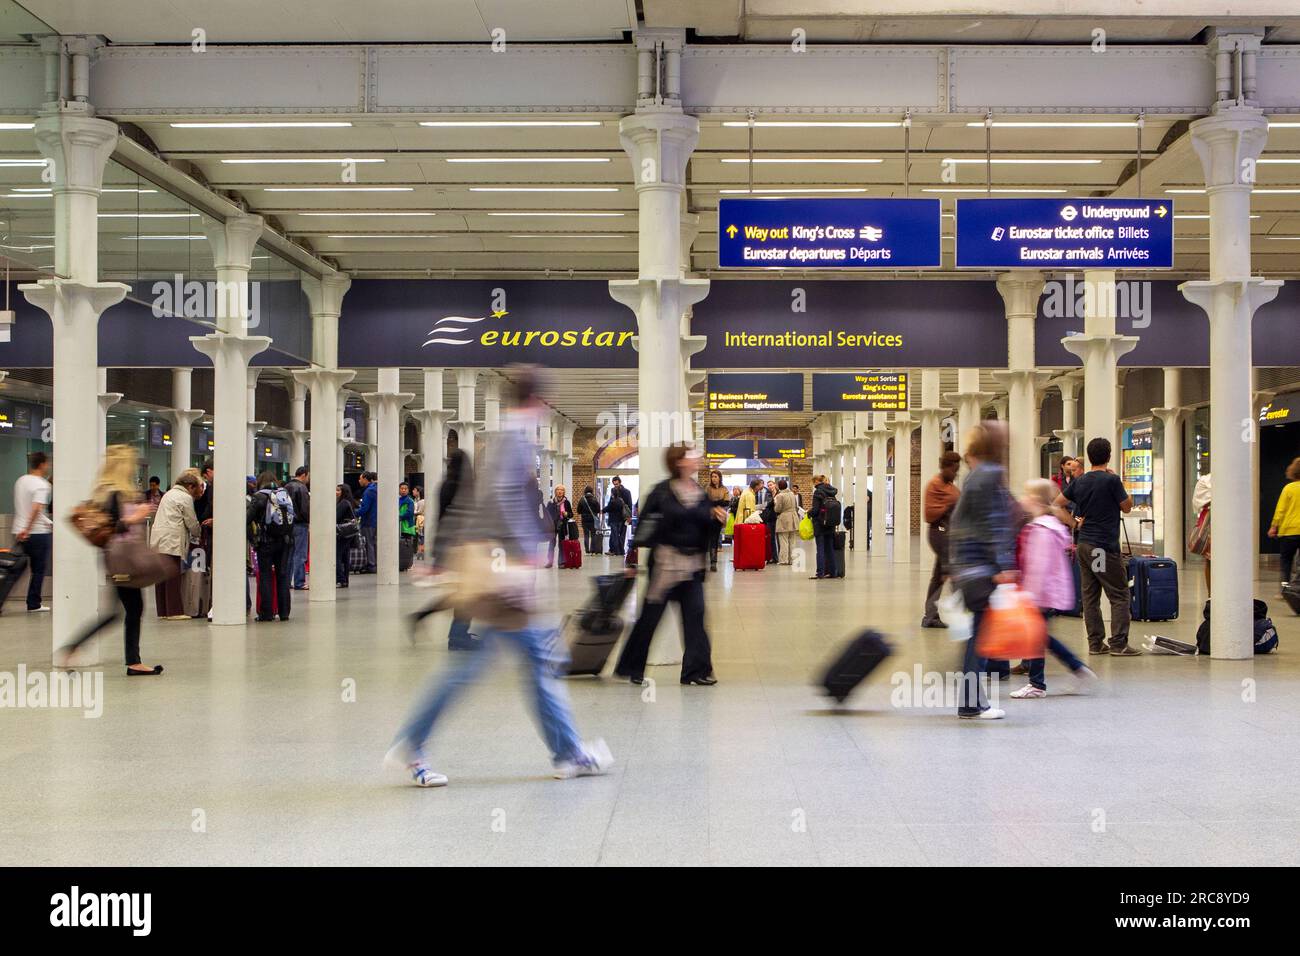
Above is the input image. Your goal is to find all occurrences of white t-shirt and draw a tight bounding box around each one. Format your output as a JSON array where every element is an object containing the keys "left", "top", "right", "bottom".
[{"left": 13, "top": 473, "right": 53, "bottom": 536}]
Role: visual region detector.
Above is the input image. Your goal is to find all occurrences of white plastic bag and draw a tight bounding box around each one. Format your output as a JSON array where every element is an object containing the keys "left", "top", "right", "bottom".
[{"left": 938, "top": 590, "right": 972, "bottom": 642}]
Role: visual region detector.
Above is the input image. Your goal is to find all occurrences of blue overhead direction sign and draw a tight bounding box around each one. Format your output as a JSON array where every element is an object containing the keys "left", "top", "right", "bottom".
[
  {"left": 718, "top": 198, "right": 942, "bottom": 269},
  {"left": 955, "top": 198, "right": 1174, "bottom": 269}
]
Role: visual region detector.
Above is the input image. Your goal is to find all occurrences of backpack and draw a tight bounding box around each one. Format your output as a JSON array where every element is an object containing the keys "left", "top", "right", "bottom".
[
  {"left": 821, "top": 497, "right": 842, "bottom": 530},
  {"left": 1195, "top": 599, "right": 1278, "bottom": 655},
  {"left": 258, "top": 487, "right": 295, "bottom": 542}
]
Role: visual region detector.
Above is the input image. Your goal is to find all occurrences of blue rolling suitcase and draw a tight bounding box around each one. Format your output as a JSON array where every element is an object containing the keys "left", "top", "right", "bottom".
[{"left": 1129, "top": 555, "right": 1178, "bottom": 622}]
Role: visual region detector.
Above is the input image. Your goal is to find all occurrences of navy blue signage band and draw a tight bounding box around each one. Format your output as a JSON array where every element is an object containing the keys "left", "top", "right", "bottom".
[
  {"left": 813, "top": 372, "right": 910, "bottom": 412},
  {"left": 706, "top": 372, "right": 804, "bottom": 412},
  {"left": 705, "top": 438, "right": 757, "bottom": 460},
  {"left": 757, "top": 439, "right": 807, "bottom": 460},
  {"left": 718, "top": 198, "right": 942, "bottom": 269},
  {"left": 955, "top": 198, "right": 1174, "bottom": 269}
]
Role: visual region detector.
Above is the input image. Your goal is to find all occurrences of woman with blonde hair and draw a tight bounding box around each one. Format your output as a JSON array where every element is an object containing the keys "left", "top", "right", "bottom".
[
  {"left": 1009, "top": 478, "right": 1097, "bottom": 699},
  {"left": 1267, "top": 457, "right": 1300, "bottom": 587},
  {"left": 57, "top": 445, "right": 165, "bottom": 675}
]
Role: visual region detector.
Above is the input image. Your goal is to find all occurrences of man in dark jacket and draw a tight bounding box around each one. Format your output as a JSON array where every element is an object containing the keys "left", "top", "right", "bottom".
[
  {"left": 605, "top": 478, "right": 631, "bottom": 555},
  {"left": 284, "top": 466, "right": 310, "bottom": 590},
  {"left": 809, "top": 477, "right": 840, "bottom": 580},
  {"left": 356, "top": 472, "right": 378, "bottom": 573}
]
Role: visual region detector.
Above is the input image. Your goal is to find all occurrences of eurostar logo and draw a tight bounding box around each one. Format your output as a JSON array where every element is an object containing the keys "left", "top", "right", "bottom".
[{"left": 421, "top": 302, "right": 634, "bottom": 351}]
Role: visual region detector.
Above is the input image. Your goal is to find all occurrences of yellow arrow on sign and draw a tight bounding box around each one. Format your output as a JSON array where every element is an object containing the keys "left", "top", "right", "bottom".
[
  {"left": 726, "top": 224, "right": 738, "bottom": 238},
  {"left": 1155, "top": 205, "right": 1168, "bottom": 218}
]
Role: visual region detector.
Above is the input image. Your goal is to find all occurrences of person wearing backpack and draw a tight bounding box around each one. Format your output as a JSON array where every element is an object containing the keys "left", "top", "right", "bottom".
[
  {"left": 604, "top": 483, "right": 628, "bottom": 556},
  {"left": 808, "top": 475, "right": 840, "bottom": 579},
  {"left": 246, "top": 472, "right": 294, "bottom": 622}
]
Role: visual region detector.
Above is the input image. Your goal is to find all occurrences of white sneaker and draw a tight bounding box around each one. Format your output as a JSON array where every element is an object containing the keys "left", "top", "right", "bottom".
[
  {"left": 29, "top": 605, "right": 50, "bottom": 613},
  {"left": 553, "top": 738, "right": 614, "bottom": 779},
  {"left": 1010, "top": 684, "right": 1046, "bottom": 699},
  {"left": 959, "top": 708, "right": 1006, "bottom": 720},
  {"left": 384, "top": 742, "right": 448, "bottom": 787}
]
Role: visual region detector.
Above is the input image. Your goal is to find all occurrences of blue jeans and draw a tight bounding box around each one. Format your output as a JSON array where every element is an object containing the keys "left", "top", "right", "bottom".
[
  {"left": 815, "top": 531, "right": 833, "bottom": 577},
  {"left": 447, "top": 613, "right": 473, "bottom": 647},
  {"left": 291, "top": 524, "right": 309, "bottom": 588},
  {"left": 392, "top": 624, "right": 583, "bottom": 765},
  {"left": 1026, "top": 612, "right": 1085, "bottom": 689},
  {"left": 957, "top": 578, "right": 995, "bottom": 715}
]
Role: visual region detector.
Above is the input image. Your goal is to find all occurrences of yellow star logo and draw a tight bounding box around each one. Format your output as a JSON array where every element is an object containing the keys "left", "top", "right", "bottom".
[{"left": 491, "top": 309, "right": 509, "bottom": 320}]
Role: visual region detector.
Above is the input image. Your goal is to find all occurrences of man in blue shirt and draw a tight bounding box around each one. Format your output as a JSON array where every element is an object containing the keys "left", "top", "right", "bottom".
[{"left": 356, "top": 472, "right": 378, "bottom": 573}]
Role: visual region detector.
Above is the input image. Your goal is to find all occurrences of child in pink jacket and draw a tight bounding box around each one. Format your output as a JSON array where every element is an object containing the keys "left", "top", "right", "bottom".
[{"left": 1011, "top": 479, "right": 1098, "bottom": 698}]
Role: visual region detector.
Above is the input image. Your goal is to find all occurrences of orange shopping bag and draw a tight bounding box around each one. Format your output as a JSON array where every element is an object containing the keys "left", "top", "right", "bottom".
[{"left": 975, "top": 584, "right": 1047, "bottom": 660}]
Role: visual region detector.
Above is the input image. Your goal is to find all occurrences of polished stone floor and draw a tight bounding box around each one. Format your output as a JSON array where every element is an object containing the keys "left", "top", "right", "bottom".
[{"left": 1, "top": 539, "right": 1295, "bottom": 867}]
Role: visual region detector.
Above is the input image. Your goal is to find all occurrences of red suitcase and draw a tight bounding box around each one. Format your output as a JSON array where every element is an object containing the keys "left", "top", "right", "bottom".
[
  {"left": 732, "top": 523, "right": 767, "bottom": 571},
  {"left": 561, "top": 538, "right": 582, "bottom": 569}
]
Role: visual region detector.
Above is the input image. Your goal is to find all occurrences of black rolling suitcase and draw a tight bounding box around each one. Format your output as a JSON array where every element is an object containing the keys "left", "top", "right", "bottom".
[
  {"left": 1282, "top": 581, "right": 1300, "bottom": 616},
  {"left": 0, "top": 548, "right": 30, "bottom": 614},
  {"left": 819, "top": 629, "right": 892, "bottom": 703},
  {"left": 565, "top": 573, "right": 636, "bottom": 676},
  {"left": 831, "top": 529, "right": 847, "bottom": 577}
]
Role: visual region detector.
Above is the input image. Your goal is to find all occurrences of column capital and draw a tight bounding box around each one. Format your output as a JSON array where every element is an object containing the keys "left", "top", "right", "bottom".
[
  {"left": 943, "top": 388, "right": 995, "bottom": 407},
  {"left": 680, "top": 333, "right": 708, "bottom": 360},
  {"left": 31, "top": 113, "right": 118, "bottom": 196},
  {"left": 409, "top": 407, "right": 456, "bottom": 427},
  {"left": 362, "top": 390, "right": 416, "bottom": 413},
  {"left": 201, "top": 213, "right": 266, "bottom": 273},
  {"left": 1060, "top": 332, "right": 1140, "bottom": 365},
  {"left": 454, "top": 368, "right": 480, "bottom": 388},
  {"left": 1187, "top": 107, "right": 1269, "bottom": 187},
  {"left": 995, "top": 271, "right": 1046, "bottom": 317},
  {"left": 20, "top": 278, "right": 128, "bottom": 318},
  {"left": 618, "top": 111, "right": 699, "bottom": 191},
  {"left": 97, "top": 391, "right": 123, "bottom": 412},
  {"left": 293, "top": 367, "right": 356, "bottom": 392},
  {"left": 1050, "top": 371, "right": 1084, "bottom": 399},
  {"left": 169, "top": 408, "right": 205, "bottom": 430},
  {"left": 610, "top": 276, "right": 711, "bottom": 314},
  {"left": 916, "top": 405, "right": 952, "bottom": 422},
  {"left": 1151, "top": 406, "right": 1191, "bottom": 424},
  {"left": 991, "top": 369, "right": 1053, "bottom": 390},
  {"left": 1053, "top": 427, "right": 1084, "bottom": 443},
  {"left": 1179, "top": 277, "right": 1282, "bottom": 320},
  {"left": 891, "top": 415, "right": 917, "bottom": 437},
  {"left": 190, "top": 331, "right": 272, "bottom": 365},
  {"left": 302, "top": 271, "right": 352, "bottom": 318}
]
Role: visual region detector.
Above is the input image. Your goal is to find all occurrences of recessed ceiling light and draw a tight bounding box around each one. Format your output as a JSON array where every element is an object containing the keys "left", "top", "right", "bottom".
[
  {"left": 486, "top": 211, "right": 625, "bottom": 217},
  {"left": 220, "top": 157, "right": 385, "bottom": 164},
  {"left": 0, "top": 122, "right": 35, "bottom": 130},
  {"left": 263, "top": 186, "right": 413, "bottom": 192},
  {"left": 721, "top": 121, "right": 901, "bottom": 128},
  {"left": 1255, "top": 188, "right": 1300, "bottom": 194},
  {"left": 298, "top": 211, "right": 435, "bottom": 216},
  {"left": 966, "top": 121, "right": 1139, "bottom": 128},
  {"left": 0, "top": 159, "right": 49, "bottom": 167},
  {"left": 1268, "top": 122, "right": 1300, "bottom": 128},
  {"left": 98, "top": 212, "right": 198, "bottom": 219},
  {"left": 446, "top": 157, "right": 610, "bottom": 164},
  {"left": 508, "top": 234, "right": 626, "bottom": 239},
  {"left": 1265, "top": 235, "right": 1300, "bottom": 240},
  {"left": 940, "top": 157, "right": 1103, "bottom": 165},
  {"left": 468, "top": 186, "right": 619, "bottom": 193},
  {"left": 922, "top": 187, "right": 1068, "bottom": 193},
  {"left": 119, "top": 235, "right": 208, "bottom": 240},
  {"left": 101, "top": 187, "right": 159, "bottom": 194},
  {"left": 420, "top": 120, "right": 601, "bottom": 128},
  {"left": 1, "top": 192, "right": 49, "bottom": 199},
  {"left": 1258, "top": 158, "right": 1300, "bottom": 164},
  {"left": 11, "top": 187, "right": 52, "bottom": 192},
  {"left": 720, "top": 158, "right": 883, "bottom": 164},
  {"left": 325, "top": 234, "right": 446, "bottom": 239},
  {"left": 1175, "top": 214, "right": 1261, "bottom": 220},
  {"left": 717, "top": 187, "right": 869, "bottom": 194},
  {"left": 169, "top": 121, "right": 354, "bottom": 128},
  {"left": 1165, "top": 188, "right": 1206, "bottom": 194}
]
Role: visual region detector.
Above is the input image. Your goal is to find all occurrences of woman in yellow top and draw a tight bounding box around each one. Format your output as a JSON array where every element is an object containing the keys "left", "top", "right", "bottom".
[{"left": 1268, "top": 457, "right": 1300, "bottom": 587}]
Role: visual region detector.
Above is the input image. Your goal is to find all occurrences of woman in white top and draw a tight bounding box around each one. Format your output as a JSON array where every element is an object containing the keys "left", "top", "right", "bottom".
[{"left": 1192, "top": 473, "right": 1212, "bottom": 590}]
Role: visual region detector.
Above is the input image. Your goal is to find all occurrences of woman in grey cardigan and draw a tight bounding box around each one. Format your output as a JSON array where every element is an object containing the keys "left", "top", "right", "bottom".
[
  {"left": 772, "top": 479, "right": 800, "bottom": 566},
  {"left": 149, "top": 472, "right": 202, "bottom": 620}
]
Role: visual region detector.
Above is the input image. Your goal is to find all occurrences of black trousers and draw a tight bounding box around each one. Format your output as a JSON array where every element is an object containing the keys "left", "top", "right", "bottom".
[
  {"left": 22, "top": 533, "right": 50, "bottom": 610},
  {"left": 583, "top": 519, "right": 599, "bottom": 554},
  {"left": 708, "top": 518, "right": 723, "bottom": 566},
  {"left": 608, "top": 520, "right": 626, "bottom": 555},
  {"left": 63, "top": 585, "right": 145, "bottom": 666},
  {"left": 616, "top": 572, "right": 713, "bottom": 682},
  {"left": 336, "top": 534, "right": 351, "bottom": 585},
  {"left": 1278, "top": 534, "right": 1300, "bottom": 584},
  {"left": 256, "top": 540, "right": 292, "bottom": 620},
  {"left": 923, "top": 525, "right": 949, "bottom": 622}
]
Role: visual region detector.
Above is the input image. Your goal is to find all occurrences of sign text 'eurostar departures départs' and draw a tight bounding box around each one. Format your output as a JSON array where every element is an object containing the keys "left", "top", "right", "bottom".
[
  {"left": 812, "top": 372, "right": 910, "bottom": 412},
  {"left": 955, "top": 198, "right": 1174, "bottom": 269},
  {"left": 718, "top": 198, "right": 942, "bottom": 269}
]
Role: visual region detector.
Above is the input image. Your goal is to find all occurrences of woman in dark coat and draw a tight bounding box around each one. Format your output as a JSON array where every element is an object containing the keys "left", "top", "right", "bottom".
[{"left": 613, "top": 444, "right": 727, "bottom": 687}]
